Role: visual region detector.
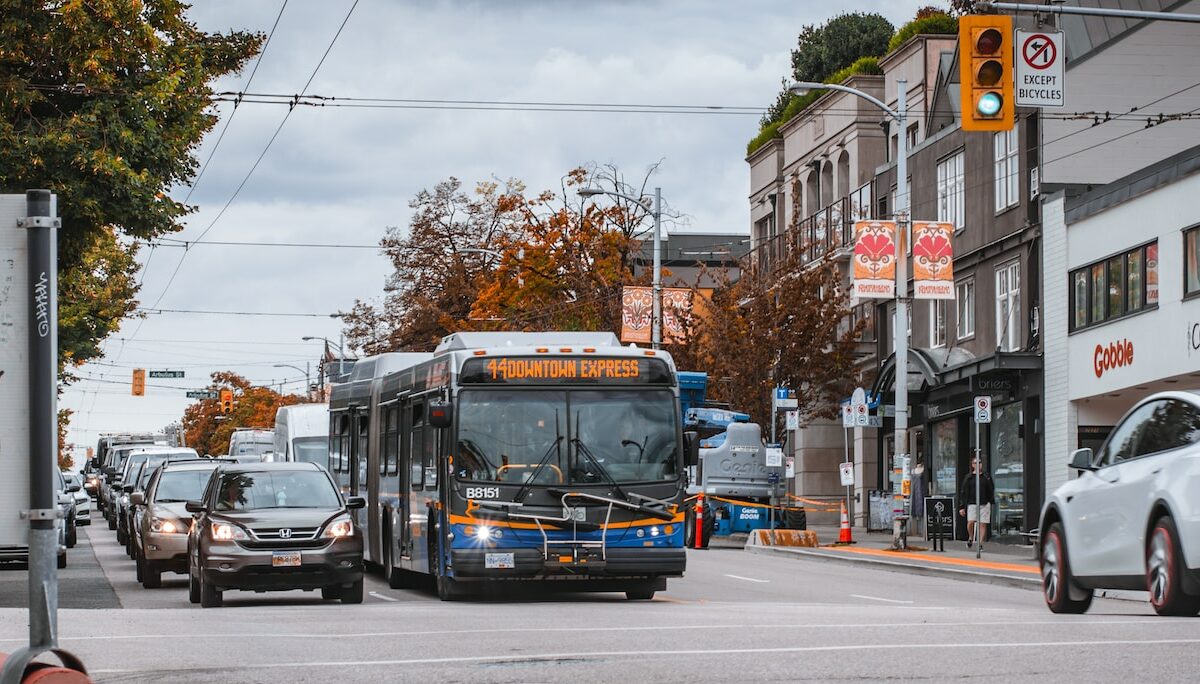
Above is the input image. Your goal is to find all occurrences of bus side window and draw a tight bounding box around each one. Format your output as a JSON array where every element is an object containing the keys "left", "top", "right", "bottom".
[
  {"left": 410, "top": 403, "right": 424, "bottom": 490},
  {"left": 424, "top": 422, "right": 438, "bottom": 490},
  {"left": 332, "top": 414, "right": 350, "bottom": 472},
  {"left": 381, "top": 406, "right": 397, "bottom": 475},
  {"left": 356, "top": 415, "right": 369, "bottom": 488}
]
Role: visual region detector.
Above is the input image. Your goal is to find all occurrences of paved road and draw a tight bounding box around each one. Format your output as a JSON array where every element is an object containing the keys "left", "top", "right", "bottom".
[{"left": 1, "top": 513, "right": 1197, "bottom": 683}]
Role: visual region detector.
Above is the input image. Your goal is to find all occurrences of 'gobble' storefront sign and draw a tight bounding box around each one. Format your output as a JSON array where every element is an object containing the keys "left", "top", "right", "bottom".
[{"left": 1094, "top": 339, "right": 1134, "bottom": 378}]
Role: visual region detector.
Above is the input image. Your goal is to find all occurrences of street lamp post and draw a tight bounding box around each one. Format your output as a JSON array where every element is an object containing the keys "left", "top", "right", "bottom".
[
  {"left": 790, "top": 79, "right": 909, "bottom": 545},
  {"left": 301, "top": 336, "right": 342, "bottom": 400},
  {"left": 578, "top": 186, "right": 664, "bottom": 348},
  {"left": 273, "top": 363, "right": 311, "bottom": 399}
]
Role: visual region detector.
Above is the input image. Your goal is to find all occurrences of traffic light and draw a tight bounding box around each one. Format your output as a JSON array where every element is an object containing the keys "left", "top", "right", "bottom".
[
  {"left": 959, "top": 14, "right": 1014, "bottom": 132},
  {"left": 220, "top": 389, "right": 233, "bottom": 414},
  {"left": 131, "top": 368, "right": 145, "bottom": 396}
]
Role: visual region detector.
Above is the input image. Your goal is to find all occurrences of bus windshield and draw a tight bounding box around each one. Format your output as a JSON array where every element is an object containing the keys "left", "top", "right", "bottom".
[{"left": 455, "top": 389, "right": 678, "bottom": 485}]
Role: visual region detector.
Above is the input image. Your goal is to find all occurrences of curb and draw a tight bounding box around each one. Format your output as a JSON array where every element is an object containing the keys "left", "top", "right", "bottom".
[{"left": 744, "top": 544, "right": 1042, "bottom": 592}]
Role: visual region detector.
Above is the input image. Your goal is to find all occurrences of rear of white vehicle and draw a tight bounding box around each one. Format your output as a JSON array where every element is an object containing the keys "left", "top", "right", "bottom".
[
  {"left": 274, "top": 404, "right": 329, "bottom": 465},
  {"left": 1039, "top": 391, "right": 1200, "bottom": 616}
]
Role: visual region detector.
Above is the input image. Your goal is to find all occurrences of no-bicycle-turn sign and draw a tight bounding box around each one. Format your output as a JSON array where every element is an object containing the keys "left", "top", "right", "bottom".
[{"left": 1015, "top": 30, "right": 1064, "bottom": 108}]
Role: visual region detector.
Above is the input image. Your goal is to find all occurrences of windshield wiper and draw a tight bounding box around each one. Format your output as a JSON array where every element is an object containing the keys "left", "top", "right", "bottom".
[
  {"left": 513, "top": 411, "right": 563, "bottom": 504},
  {"left": 570, "top": 436, "right": 630, "bottom": 503}
]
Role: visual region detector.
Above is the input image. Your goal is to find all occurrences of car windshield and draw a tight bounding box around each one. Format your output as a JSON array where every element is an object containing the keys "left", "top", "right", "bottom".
[
  {"left": 455, "top": 389, "right": 678, "bottom": 485},
  {"left": 155, "top": 469, "right": 217, "bottom": 503},
  {"left": 137, "top": 457, "right": 169, "bottom": 489},
  {"left": 214, "top": 471, "right": 341, "bottom": 511},
  {"left": 291, "top": 437, "right": 328, "bottom": 465}
]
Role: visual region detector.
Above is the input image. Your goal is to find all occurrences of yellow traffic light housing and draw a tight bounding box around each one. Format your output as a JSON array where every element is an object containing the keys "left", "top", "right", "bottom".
[
  {"left": 959, "top": 14, "right": 1014, "bottom": 132},
  {"left": 131, "top": 368, "right": 146, "bottom": 397},
  {"left": 220, "top": 389, "right": 233, "bottom": 414}
]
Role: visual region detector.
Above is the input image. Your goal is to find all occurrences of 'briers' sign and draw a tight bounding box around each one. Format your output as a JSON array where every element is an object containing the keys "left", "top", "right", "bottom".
[{"left": 1015, "top": 30, "right": 1065, "bottom": 108}]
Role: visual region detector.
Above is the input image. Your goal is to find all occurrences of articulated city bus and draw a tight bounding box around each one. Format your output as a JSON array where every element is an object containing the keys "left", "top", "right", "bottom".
[{"left": 329, "top": 331, "right": 698, "bottom": 600}]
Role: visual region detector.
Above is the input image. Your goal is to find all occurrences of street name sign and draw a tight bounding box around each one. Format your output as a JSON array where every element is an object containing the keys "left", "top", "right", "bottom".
[
  {"left": 185, "top": 390, "right": 219, "bottom": 400},
  {"left": 149, "top": 370, "right": 185, "bottom": 379},
  {"left": 1015, "top": 30, "right": 1064, "bottom": 108}
]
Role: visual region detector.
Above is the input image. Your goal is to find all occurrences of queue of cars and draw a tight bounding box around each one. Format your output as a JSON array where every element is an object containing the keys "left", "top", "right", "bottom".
[{"left": 82, "top": 427, "right": 361, "bottom": 608}]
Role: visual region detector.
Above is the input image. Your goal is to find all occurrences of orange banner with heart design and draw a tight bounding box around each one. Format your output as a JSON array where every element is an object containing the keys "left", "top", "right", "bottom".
[
  {"left": 911, "top": 221, "right": 955, "bottom": 299},
  {"left": 851, "top": 220, "right": 897, "bottom": 299}
]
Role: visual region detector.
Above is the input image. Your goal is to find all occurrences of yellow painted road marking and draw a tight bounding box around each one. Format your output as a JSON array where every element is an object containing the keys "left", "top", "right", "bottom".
[{"left": 826, "top": 546, "right": 1040, "bottom": 575}]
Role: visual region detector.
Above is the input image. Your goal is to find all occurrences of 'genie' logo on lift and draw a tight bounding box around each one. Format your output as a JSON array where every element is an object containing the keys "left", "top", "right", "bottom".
[{"left": 1094, "top": 339, "right": 1134, "bottom": 378}]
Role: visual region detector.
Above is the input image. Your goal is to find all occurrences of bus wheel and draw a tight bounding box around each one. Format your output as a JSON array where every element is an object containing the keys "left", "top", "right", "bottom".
[{"left": 436, "top": 574, "right": 462, "bottom": 601}]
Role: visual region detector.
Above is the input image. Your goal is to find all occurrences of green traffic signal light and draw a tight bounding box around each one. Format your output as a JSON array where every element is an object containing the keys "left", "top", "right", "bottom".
[{"left": 977, "top": 92, "right": 1003, "bottom": 117}]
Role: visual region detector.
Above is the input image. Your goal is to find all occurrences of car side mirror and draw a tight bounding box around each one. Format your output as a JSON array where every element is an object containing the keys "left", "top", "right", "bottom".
[
  {"left": 104, "top": 467, "right": 117, "bottom": 478},
  {"left": 122, "top": 484, "right": 134, "bottom": 493},
  {"left": 684, "top": 431, "right": 700, "bottom": 467},
  {"left": 428, "top": 400, "right": 453, "bottom": 429},
  {"left": 346, "top": 496, "right": 366, "bottom": 510},
  {"left": 129, "top": 492, "right": 145, "bottom": 506},
  {"left": 1069, "top": 448, "right": 1095, "bottom": 472},
  {"left": 67, "top": 483, "right": 81, "bottom": 493},
  {"left": 58, "top": 493, "right": 73, "bottom": 506},
  {"left": 184, "top": 500, "right": 205, "bottom": 514}
]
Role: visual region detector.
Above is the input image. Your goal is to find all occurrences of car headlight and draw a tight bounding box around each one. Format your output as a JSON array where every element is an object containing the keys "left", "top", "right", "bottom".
[
  {"left": 151, "top": 518, "right": 183, "bottom": 534},
  {"left": 322, "top": 515, "right": 354, "bottom": 539},
  {"left": 210, "top": 522, "right": 248, "bottom": 541}
]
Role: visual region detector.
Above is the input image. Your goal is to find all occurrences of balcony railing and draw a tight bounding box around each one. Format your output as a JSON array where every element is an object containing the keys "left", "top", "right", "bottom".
[{"left": 746, "top": 195, "right": 873, "bottom": 277}]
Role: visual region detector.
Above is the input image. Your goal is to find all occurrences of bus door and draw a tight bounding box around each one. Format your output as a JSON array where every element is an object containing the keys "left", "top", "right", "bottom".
[
  {"left": 400, "top": 399, "right": 425, "bottom": 562},
  {"left": 350, "top": 408, "right": 369, "bottom": 529}
]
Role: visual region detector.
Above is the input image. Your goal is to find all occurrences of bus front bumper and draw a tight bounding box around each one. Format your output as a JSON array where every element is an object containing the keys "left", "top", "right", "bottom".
[{"left": 450, "top": 547, "right": 686, "bottom": 579}]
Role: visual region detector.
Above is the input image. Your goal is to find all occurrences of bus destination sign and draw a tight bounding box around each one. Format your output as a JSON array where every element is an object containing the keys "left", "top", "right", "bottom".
[{"left": 460, "top": 357, "right": 671, "bottom": 385}]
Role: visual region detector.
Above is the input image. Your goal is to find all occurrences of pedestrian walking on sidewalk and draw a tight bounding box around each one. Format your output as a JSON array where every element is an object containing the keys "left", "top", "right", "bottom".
[{"left": 958, "top": 458, "right": 994, "bottom": 549}]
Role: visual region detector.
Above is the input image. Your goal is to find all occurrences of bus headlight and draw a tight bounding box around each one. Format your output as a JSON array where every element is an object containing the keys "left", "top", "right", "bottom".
[{"left": 473, "top": 525, "right": 502, "bottom": 541}]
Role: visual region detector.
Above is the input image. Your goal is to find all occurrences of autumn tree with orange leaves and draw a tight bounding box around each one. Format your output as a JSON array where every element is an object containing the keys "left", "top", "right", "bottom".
[
  {"left": 182, "top": 371, "right": 302, "bottom": 456},
  {"left": 341, "top": 165, "right": 662, "bottom": 353}
]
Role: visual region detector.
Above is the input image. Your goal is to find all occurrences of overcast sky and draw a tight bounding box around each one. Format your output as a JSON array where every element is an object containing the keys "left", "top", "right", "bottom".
[{"left": 60, "top": 0, "right": 932, "bottom": 461}]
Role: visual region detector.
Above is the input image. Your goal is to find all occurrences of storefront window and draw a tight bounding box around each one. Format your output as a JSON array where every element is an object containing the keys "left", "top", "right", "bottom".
[
  {"left": 1072, "top": 270, "right": 1088, "bottom": 330},
  {"left": 930, "top": 419, "right": 958, "bottom": 499},
  {"left": 1186, "top": 226, "right": 1200, "bottom": 296},
  {"left": 1127, "top": 249, "right": 1143, "bottom": 311},
  {"left": 990, "top": 403, "right": 1024, "bottom": 538},
  {"left": 1107, "top": 256, "right": 1124, "bottom": 317},
  {"left": 1147, "top": 243, "right": 1159, "bottom": 305},
  {"left": 1090, "top": 263, "right": 1105, "bottom": 323}
]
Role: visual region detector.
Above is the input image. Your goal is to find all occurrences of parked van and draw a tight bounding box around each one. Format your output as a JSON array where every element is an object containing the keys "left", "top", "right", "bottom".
[
  {"left": 274, "top": 403, "right": 329, "bottom": 465},
  {"left": 227, "top": 429, "right": 274, "bottom": 461}
]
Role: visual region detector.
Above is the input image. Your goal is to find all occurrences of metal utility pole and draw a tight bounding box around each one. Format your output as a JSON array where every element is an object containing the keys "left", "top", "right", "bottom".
[
  {"left": 1, "top": 191, "right": 86, "bottom": 683},
  {"left": 980, "top": 2, "right": 1200, "bottom": 24}
]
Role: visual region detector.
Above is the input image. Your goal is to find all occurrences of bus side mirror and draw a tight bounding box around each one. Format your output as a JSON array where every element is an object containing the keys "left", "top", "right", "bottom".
[
  {"left": 684, "top": 431, "right": 700, "bottom": 467},
  {"left": 429, "top": 401, "right": 453, "bottom": 429}
]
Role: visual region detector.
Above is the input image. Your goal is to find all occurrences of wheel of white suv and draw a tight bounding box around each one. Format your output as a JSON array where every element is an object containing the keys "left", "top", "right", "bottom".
[
  {"left": 1040, "top": 522, "right": 1093, "bottom": 614},
  {"left": 1146, "top": 515, "right": 1200, "bottom": 617}
]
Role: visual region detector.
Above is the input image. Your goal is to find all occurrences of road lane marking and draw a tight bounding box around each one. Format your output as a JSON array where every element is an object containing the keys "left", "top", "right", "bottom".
[
  {"left": 849, "top": 590, "right": 912, "bottom": 602},
  {"left": 88, "top": 638, "right": 1200, "bottom": 674},
  {"left": 724, "top": 574, "right": 769, "bottom": 583},
  {"left": 369, "top": 592, "right": 399, "bottom": 602},
  {"left": 7, "top": 619, "right": 1172, "bottom": 644}
]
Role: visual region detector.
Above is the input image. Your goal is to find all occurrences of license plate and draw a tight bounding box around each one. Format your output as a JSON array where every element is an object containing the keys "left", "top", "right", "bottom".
[
  {"left": 272, "top": 551, "right": 301, "bottom": 567},
  {"left": 485, "top": 552, "right": 514, "bottom": 569}
]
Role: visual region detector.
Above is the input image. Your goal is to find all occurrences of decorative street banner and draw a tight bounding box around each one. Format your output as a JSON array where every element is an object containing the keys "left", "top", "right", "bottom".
[
  {"left": 620, "top": 286, "right": 692, "bottom": 343},
  {"left": 851, "top": 220, "right": 897, "bottom": 299},
  {"left": 911, "top": 221, "right": 955, "bottom": 299}
]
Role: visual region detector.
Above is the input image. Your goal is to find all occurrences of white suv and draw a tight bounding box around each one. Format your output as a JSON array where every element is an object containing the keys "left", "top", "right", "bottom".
[{"left": 1039, "top": 391, "right": 1200, "bottom": 615}]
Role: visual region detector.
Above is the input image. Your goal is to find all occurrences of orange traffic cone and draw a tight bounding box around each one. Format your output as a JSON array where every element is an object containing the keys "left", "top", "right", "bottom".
[{"left": 836, "top": 500, "right": 854, "bottom": 544}]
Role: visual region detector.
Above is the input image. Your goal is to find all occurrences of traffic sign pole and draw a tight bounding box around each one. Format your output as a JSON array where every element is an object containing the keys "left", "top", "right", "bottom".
[{"left": 972, "top": 396, "right": 991, "bottom": 558}]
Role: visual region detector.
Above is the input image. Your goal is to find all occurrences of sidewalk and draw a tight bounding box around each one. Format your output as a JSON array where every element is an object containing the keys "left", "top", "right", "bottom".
[{"left": 730, "top": 524, "right": 1043, "bottom": 591}]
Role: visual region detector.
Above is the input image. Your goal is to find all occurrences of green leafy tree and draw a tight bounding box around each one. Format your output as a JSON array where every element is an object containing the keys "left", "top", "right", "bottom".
[
  {"left": 790, "top": 13, "right": 893, "bottom": 91},
  {"left": 0, "top": 1, "right": 263, "bottom": 370}
]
